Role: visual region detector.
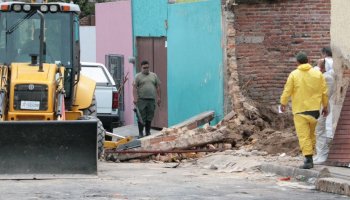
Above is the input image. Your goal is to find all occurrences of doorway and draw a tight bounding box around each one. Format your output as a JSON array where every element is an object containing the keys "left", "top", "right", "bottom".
[{"left": 136, "top": 37, "right": 168, "bottom": 128}]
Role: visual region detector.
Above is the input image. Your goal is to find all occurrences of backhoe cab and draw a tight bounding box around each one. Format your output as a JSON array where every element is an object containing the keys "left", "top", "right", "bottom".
[{"left": 0, "top": 0, "right": 101, "bottom": 179}]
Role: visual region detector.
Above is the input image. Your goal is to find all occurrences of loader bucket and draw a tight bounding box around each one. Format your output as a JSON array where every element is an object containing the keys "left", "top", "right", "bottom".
[{"left": 0, "top": 120, "right": 98, "bottom": 179}]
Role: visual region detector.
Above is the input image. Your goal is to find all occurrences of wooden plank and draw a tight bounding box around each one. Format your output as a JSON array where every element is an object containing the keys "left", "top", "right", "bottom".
[{"left": 170, "top": 111, "right": 215, "bottom": 130}]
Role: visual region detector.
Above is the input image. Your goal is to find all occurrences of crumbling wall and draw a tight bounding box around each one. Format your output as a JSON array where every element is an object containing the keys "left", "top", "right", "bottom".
[
  {"left": 108, "top": 0, "right": 334, "bottom": 162},
  {"left": 325, "top": 0, "right": 350, "bottom": 165},
  {"left": 220, "top": 0, "right": 331, "bottom": 154},
  {"left": 223, "top": 0, "right": 244, "bottom": 117},
  {"left": 330, "top": 0, "right": 350, "bottom": 127},
  {"left": 224, "top": 0, "right": 308, "bottom": 130},
  {"left": 234, "top": 0, "right": 331, "bottom": 106}
]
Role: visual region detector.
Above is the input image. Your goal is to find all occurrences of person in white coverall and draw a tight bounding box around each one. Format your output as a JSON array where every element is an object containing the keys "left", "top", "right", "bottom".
[{"left": 313, "top": 48, "right": 335, "bottom": 164}]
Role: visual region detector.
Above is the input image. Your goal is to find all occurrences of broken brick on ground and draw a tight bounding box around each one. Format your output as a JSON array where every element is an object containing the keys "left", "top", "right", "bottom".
[{"left": 105, "top": 101, "right": 300, "bottom": 162}]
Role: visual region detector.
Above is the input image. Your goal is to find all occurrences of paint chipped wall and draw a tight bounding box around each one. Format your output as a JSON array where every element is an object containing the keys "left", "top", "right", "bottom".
[{"left": 330, "top": 0, "right": 350, "bottom": 127}]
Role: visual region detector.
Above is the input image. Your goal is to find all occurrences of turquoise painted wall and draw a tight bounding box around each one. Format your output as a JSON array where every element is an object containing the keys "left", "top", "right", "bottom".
[
  {"left": 167, "top": 0, "right": 223, "bottom": 126},
  {"left": 132, "top": 0, "right": 223, "bottom": 126},
  {"left": 132, "top": 0, "right": 168, "bottom": 37}
]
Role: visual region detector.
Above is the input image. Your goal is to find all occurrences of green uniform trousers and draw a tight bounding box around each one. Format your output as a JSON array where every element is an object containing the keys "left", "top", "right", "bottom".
[{"left": 137, "top": 98, "right": 156, "bottom": 123}]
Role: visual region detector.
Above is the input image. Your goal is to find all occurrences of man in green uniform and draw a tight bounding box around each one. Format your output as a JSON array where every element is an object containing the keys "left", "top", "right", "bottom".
[{"left": 133, "top": 60, "right": 161, "bottom": 138}]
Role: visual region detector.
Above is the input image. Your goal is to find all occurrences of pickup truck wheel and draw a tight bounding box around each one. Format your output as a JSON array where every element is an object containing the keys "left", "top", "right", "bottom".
[
  {"left": 83, "top": 95, "right": 97, "bottom": 117},
  {"left": 78, "top": 115, "right": 105, "bottom": 159}
]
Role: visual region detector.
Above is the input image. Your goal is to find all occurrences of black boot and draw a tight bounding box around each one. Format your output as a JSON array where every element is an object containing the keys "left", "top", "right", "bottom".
[
  {"left": 138, "top": 122, "right": 144, "bottom": 138},
  {"left": 300, "top": 155, "right": 314, "bottom": 169},
  {"left": 145, "top": 121, "right": 151, "bottom": 136}
]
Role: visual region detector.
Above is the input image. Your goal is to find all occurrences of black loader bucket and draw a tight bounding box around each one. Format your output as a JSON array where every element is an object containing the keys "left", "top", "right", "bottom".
[{"left": 0, "top": 120, "right": 98, "bottom": 179}]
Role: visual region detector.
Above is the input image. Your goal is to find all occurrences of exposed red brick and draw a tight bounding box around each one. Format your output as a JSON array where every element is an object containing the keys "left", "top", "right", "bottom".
[
  {"left": 334, "top": 124, "right": 350, "bottom": 130},
  {"left": 338, "top": 111, "right": 350, "bottom": 117},
  {"left": 341, "top": 105, "right": 350, "bottom": 111},
  {"left": 334, "top": 131, "right": 350, "bottom": 136},
  {"left": 149, "top": 137, "right": 163, "bottom": 145},
  {"left": 328, "top": 149, "right": 350, "bottom": 154},
  {"left": 327, "top": 154, "right": 350, "bottom": 159},
  {"left": 327, "top": 86, "right": 350, "bottom": 166},
  {"left": 161, "top": 135, "right": 178, "bottom": 142},
  {"left": 343, "top": 69, "right": 350, "bottom": 77},
  {"left": 331, "top": 141, "right": 350, "bottom": 145},
  {"left": 235, "top": 0, "right": 331, "bottom": 105},
  {"left": 325, "top": 161, "right": 349, "bottom": 167}
]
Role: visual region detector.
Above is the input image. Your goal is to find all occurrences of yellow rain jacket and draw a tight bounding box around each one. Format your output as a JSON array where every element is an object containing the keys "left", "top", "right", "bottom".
[
  {"left": 280, "top": 63, "right": 328, "bottom": 114},
  {"left": 281, "top": 63, "right": 328, "bottom": 156}
]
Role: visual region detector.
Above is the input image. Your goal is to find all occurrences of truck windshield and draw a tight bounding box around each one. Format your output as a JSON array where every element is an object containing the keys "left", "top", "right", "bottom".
[{"left": 0, "top": 12, "right": 72, "bottom": 66}]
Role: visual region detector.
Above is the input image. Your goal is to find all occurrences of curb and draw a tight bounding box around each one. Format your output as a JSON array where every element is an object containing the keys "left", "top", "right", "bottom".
[
  {"left": 260, "top": 163, "right": 350, "bottom": 197},
  {"left": 260, "top": 163, "right": 323, "bottom": 180},
  {"left": 316, "top": 177, "right": 350, "bottom": 196}
]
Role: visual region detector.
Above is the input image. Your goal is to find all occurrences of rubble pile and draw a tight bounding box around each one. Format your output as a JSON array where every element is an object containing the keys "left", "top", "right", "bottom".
[{"left": 106, "top": 100, "right": 300, "bottom": 163}]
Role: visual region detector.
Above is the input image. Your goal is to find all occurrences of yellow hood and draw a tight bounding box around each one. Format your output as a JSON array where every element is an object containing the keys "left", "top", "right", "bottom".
[
  {"left": 297, "top": 63, "right": 312, "bottom": 71},
  {"left": 280, "top": 63, "right": 328, "bottom": 114}
]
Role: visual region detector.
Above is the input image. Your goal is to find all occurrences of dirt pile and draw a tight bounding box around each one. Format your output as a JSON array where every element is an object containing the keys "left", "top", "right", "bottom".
[{"left": 223, "top": 101, "right": 300, "bottom": 156}]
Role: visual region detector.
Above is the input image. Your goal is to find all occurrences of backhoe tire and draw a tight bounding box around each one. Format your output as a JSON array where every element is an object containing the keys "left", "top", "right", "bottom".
[
  {"left": 83, "top": 95, "right": 97, "bottom": 117},
  {"left": 78, "top": 115, "right": 105, "bottom": 159},
  {"left": 81, "top": 95, "right": 106, "bottom": 159}
]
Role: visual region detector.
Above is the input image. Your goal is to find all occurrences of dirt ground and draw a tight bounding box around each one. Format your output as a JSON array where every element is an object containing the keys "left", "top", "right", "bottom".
[{"left": 249, "top": 127, "right": 300, "bottom": 156}]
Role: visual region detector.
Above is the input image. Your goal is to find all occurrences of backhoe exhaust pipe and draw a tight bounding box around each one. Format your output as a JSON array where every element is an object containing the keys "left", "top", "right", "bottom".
[{"left": 37, "top": 10, "right": 44, "bottom": 72}]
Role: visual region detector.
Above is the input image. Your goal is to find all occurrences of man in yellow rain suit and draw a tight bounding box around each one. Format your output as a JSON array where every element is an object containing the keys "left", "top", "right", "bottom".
[{"left": 280, "top": 52, "right": 328, "bottom": 169}]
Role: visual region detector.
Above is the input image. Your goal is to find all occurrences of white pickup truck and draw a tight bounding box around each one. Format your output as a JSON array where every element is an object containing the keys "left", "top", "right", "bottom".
[{"left": 80, "top": 62, "right": 120, "bottom": 131}]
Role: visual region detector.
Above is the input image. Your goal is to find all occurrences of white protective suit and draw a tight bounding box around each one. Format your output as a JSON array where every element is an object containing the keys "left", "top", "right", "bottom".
[{"left": 314, "top": 57, "right": 335, "bottom": 164}]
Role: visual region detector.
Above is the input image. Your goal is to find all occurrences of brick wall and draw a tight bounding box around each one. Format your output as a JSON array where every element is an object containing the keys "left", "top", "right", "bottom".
[
  {"left": 234, "top": 0, "right": 331, "bottom": 105},
  {"left": 327, "top": 85, "right": 350, "bottom": 166}
]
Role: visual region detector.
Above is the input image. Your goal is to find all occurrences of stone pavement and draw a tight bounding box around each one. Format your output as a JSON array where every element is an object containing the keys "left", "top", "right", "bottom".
[{"left": 260, "top": 162, "right": 350, "bottom": 196}]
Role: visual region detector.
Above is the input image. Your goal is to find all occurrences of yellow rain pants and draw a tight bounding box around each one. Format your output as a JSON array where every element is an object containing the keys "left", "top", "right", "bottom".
[{"left": 293, "top": 114, "right": 317, "bottom": 156}]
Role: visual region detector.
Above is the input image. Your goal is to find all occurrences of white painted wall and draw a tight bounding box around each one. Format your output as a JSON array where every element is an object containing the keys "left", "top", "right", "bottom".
[
  {"left": 80, "top": 26, "right": 96, "bottom": 62},
  {"left": 331, "top": 0, "right": 350, "bottom": 127}
]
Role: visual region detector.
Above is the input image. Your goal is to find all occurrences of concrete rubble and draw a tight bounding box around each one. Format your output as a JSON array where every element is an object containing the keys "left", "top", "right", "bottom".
[
  {"left": 107, "top": 85, "right": 349, "bottom": 197},
  {"left": 108, "top": 98, "right": 298, "bottom": 161},
  {"left": 192, "top": 149, "right": 350, "bottom": 197}
]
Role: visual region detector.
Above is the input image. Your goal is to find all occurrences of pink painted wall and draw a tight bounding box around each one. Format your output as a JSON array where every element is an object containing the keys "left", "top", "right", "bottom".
[{"left": 96, "top": 1, "right": 134, "bottom": 125}]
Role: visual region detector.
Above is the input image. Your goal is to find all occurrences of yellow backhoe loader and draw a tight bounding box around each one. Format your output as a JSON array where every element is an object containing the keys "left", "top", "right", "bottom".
[{"left": 0, "top": 0, "right": 103, "bottom": 179}]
